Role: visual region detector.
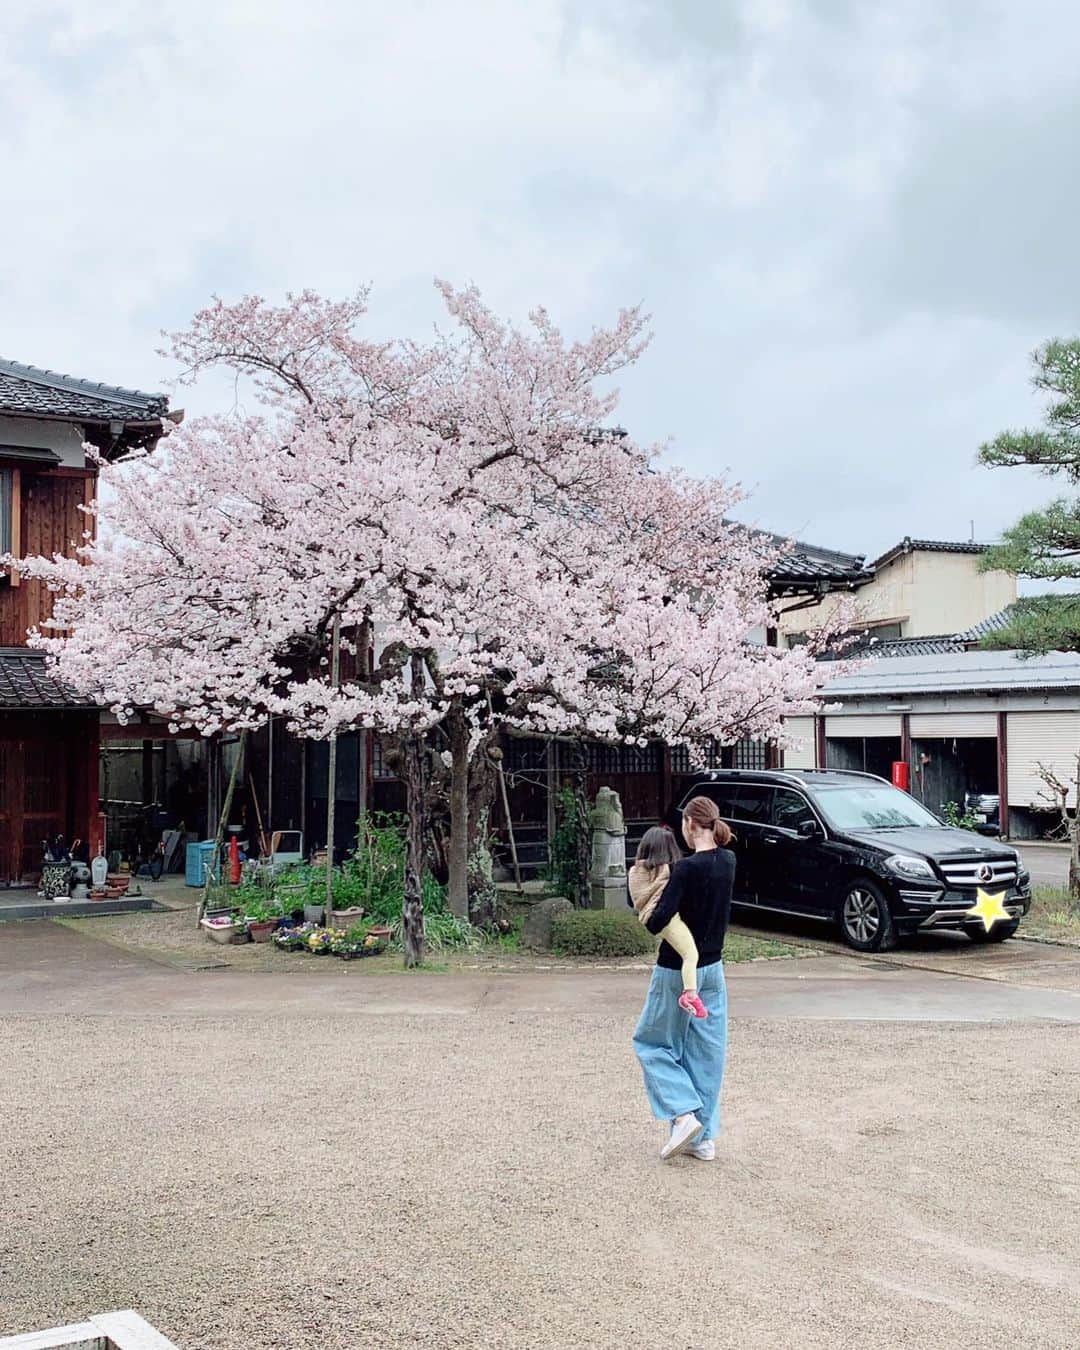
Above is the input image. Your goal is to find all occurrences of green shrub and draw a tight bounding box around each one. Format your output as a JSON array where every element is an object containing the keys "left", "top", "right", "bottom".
[
  {"left": 940, "top": 800, "right": 986, "bottom": 832},
  {"left": 550, "top": 909, "right": 656, "bottom": 958},
  {"left": 546, "top": 786, "right": 585, "bottom": 904},
  {"left": 270, "top": 814, "right": 449, "bottom": 924}
]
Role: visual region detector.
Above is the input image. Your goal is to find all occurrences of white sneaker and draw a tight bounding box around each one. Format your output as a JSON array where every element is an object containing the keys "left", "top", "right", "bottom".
[
  {"left": 687, "top": 1139, "right": 715, "bottom": 1161},
  {"left": 660, "top": 1114, "right": 703, "bottom": 1161}
]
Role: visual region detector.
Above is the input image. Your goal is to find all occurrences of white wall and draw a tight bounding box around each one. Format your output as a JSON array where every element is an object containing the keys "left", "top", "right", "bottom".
[
  {"left": 777, "top": 548, "right": 1017, "bottom": 644},
  {"left": 0, "top": 414, "right": 87, "bottom": 468}
]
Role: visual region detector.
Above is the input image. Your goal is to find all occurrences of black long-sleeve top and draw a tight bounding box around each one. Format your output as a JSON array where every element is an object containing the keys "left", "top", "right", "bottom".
[{"left": 643, "top": 847, "right": 735, "bottom": 971}]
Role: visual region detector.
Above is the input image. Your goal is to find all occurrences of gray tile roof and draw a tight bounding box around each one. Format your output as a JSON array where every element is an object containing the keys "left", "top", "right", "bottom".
[
  {"left": 871, "top": 536, "right": 989, "bottom": 570},
  {"left": 758, "top": 531, "right": 871, "bottom": 587},
  {"left": 0, "top": 358, "right": 168, "bottom": 424},
  {"left": 866, "top": 635, "right": 965, "bottom": 658},
  {"left": 960, "top": 606, "right": 1018, "bottom": 642},
  {"left": 0, "top": 648, "right": 96, "bottom": 709},
  {"left": 824, "top": 648, "right": 1080, "bottom": 698}
]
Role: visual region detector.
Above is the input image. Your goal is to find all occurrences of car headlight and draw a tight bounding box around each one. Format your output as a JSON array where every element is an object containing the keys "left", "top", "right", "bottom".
[{"left": 885, "top": 854, "right": 937, "bottom": 880}]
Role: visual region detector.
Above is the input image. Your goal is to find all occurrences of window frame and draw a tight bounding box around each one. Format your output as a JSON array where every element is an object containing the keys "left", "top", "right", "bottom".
[{"left": 770, "top": 786, "right": 824, "bottom": 835}]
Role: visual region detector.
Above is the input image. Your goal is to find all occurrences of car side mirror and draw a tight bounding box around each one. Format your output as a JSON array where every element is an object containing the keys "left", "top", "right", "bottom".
[{"left": 797, "top": 819, "right": 823, "bottom": 839}]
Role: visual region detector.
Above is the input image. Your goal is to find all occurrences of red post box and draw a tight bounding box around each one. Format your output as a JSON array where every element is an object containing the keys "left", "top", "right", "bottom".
[{"left": 891, "top": 761, "right": 910, "bottom": 792}]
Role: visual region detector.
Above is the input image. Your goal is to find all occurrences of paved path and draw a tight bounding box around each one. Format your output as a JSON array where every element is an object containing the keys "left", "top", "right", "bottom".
[
  {"left": 2, "top": 922, "right": 1079, "bottom": 1350},
  {"left": 4, "top": 917, "right": 1080, "bottom": 1022},
  {"left": 1017, "top": 840, "right": 1069, "bottom": 888}
]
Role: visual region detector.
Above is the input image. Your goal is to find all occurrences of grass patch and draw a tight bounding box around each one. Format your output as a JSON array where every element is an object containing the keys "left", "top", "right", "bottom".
[
  {"left": 1025, "top": 887, "right": 1080, "bottom": 941},
  {"left": 724, "top": 932, "right": 804, "bottom": 963},
  {"left": 492, "top": 913, "right": 525, "bottom": 952}
]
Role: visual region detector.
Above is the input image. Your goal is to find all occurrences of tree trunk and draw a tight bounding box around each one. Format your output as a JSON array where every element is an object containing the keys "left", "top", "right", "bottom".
[
  {"left": 446, "top": 708, "right": 470, "bottom": 920},
  {"left": 197, "top": 729, "right": 247, "bottom": 926},
  {"left": 401, "top": 653, "right": 428, "bottom": 967},
  {"left": 402, "top": 730, "right": 427, "bottom": 967},
  {"left": 325, "top": 612, "right": 341, "bottom": 928}
]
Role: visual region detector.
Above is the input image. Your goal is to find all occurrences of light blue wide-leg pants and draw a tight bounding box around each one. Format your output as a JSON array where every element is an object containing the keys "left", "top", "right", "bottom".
[{"left": 632, "top": 960, "right": 728, "bottom": 1141}]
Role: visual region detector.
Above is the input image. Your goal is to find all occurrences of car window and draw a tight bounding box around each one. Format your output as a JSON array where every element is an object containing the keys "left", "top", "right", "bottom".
[
  {"left": 772, "top": 788, "right": 816, "bottom": 832},
  {"left": 816, "top": 785, "right": 941, "bottom": 830},
  {"left": 728, "top": 785, "right": 771, "bottom": 824},
  {"left": 680, "top": 786, "right": 738, "bottom": 817}
]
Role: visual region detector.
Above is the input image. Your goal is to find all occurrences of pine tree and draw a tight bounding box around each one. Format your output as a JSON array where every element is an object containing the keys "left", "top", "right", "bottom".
[
  {"left": 980, "top": 339, "right": 1080, "bottom": 898},
  {"left": 978, "top": 338, "right": 1080, "bottom": 653}
]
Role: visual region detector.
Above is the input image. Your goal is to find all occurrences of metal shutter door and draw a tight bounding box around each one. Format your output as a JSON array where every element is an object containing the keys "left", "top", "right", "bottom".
[
  {"left": 783, "top": 716, "right": 816, "bottom": 769},
  {"left": 1006, "top": 712, "right": 1080, "bottom": 807},
  {"left": 825, "top": 714, "right": 901, "bottom": 738},
  {"left": 909, "top": 713, "right": 997, "bottom": 738}
]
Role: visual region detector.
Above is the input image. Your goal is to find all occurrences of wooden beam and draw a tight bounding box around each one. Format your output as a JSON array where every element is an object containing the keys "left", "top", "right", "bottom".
[
  {"left": 100, "top": 721, "right": 203, "bottom": 743},
  {"left": 9, "top": 467, "right": 20, "bottom": 588},
  {"left": 997, "top": 711, "right": 1009, "bottom": 837}
]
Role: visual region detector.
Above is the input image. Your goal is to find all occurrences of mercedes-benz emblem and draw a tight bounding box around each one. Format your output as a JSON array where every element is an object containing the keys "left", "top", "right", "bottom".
[{"left": 976, "top": 863, "right": 994, "bottom": 883}]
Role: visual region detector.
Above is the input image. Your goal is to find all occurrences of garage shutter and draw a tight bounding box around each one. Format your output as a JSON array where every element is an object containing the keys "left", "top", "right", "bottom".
[
  {"left": 782, "top": 716, "right": 816, "bottom": 769},
  {"left": 825, "top": 714, "right": 901, "bottom": 738},
  {"left": 909, "top": 713, "right": 997, "bottom": 738},
  {"left": 1006, "top": 712, "right": 1080, "bottom": 807}
]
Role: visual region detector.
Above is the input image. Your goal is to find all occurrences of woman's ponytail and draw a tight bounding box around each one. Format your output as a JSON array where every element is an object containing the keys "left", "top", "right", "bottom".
[{"left": 683, "top": 794, "right": 732, "bottom": 847}]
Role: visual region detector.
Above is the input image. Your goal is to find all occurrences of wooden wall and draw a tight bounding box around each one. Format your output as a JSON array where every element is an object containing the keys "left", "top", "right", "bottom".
[
  {"left": 0, "top": 710, "right": 100, "bottom": 883},
  {"left": 1, "top": 467, "right": 93, "bottom": 646}
]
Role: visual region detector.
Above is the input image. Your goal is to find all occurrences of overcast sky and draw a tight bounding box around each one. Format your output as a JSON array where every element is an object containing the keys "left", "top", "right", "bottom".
[{"left": 2, "top": 0, "right": 1075, "bottom": 561}]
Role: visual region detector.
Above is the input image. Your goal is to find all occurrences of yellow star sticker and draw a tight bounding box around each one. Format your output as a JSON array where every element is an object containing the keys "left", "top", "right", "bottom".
[{"left": 966, "top": 887, "right": 1012, "bottom": 933}]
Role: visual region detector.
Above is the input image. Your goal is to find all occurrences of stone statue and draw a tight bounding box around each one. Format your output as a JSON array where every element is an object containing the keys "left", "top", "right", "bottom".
[{"left": 588, "top": 785, "right": 628, "bottom": 910}]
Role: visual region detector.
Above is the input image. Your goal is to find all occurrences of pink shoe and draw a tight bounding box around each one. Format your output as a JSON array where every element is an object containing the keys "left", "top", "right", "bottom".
[{"left": 678, "top": 990, "right": 708, "bottom": 1019}]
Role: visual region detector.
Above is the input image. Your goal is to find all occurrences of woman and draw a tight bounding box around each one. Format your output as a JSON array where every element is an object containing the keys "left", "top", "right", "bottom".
[{"left": 632, "top": 795, "right": 735, "bottom": 1162}]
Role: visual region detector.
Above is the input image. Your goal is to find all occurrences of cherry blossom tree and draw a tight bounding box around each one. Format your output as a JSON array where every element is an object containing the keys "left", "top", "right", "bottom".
[{"left": 10, "top": 282, "right": 842, "bottom": 964}]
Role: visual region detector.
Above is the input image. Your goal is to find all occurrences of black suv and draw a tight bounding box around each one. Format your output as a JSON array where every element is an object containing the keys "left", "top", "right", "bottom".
[{"left": 665, "top": 769, "right": 1031, "bottom": 952}]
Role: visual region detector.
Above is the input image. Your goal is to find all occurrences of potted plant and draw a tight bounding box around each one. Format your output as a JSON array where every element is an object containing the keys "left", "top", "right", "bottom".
[
  {"left": 200, "top": 913, "right": 245, "bottom": 944},
  {"left": 332, "top": 921, "right": 388, "bottom": 959},
  {"left": 304, "top": 926, "right": 337, "bottom": 954},
  {"left": 273, "top": 923, "right": 311, "bottom": 952},
  {"left": 235, "top": 888, "right": 283, "bottom": 942},
  {"left": 329, "top": 866, "right": 367, "bottom": 929}
]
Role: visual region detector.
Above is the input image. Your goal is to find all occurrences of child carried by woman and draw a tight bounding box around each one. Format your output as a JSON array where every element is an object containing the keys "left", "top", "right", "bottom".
[{"left": 628, "top": 826, "right": 708, "bottom": 1019}]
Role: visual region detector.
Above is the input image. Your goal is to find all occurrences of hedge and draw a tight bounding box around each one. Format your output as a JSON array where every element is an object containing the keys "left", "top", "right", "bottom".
[{"left": 550, "top": 908, "right": 657, "bottom": 958}]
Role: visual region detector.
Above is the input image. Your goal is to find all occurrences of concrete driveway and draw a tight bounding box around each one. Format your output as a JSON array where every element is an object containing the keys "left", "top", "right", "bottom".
[
  {"left": 1, "top": 920, "right": 1079, "bottom": 1350},
  {"left": 1016, "top": 841, "right": 1069, "bottom": 888}
]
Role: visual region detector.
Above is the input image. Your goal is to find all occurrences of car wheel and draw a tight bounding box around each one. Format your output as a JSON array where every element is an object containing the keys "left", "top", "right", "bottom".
[
  {"left": 839, "top": 879, "right": 897, "bottom": 952},
  {"left": 966, "top": 921, "right": 1020, "bottom": 944}
]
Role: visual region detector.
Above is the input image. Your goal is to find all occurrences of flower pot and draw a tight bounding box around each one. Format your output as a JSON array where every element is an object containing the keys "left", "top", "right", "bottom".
[
  {"left": 303, "top": 903, "right": 325, "bottom": 925},
  {"left": 331, "top": 906, "right": 364, "bottom": 929},
  {"left": 365, "top": 925, "right": 393, "bottom": 942},
  {"left": 200, "top": 918, "right": 243, "bottom": 945},
  {"left": 248, "top": 919, "right": 278, "bottom": 943}
]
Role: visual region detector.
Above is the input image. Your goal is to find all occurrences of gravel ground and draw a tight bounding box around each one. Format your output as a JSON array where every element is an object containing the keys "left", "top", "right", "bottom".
[
  {"left": 2, "top": 1011, "right": 1078, "bottom": 1349},
  {"left": 53, "top": 900, "right": 801, "bottom": 972}
]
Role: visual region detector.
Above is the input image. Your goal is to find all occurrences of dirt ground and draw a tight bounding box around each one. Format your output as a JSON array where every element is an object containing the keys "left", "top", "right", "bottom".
[
  {"left": 2, "top": 1004, "right": 1078, "bottom": 1350},
  {"left": 5, "top": 897, "right": 1080, "bottom": 1349}
]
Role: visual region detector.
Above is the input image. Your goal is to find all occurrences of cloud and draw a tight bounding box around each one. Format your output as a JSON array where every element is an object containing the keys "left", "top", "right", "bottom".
[{"left": 0, "top": 0, "right": 1075, "bottom": 560}]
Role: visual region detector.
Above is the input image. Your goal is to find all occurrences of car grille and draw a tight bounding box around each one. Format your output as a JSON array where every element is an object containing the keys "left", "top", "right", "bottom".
[{"left": 939, "top": 858, "right": 1018, "bottom": 889}]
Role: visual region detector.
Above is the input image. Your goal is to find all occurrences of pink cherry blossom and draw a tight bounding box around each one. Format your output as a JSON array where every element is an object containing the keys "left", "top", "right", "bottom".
[{"left": 9, "top": 282, "right": 849, "bottom": 959}]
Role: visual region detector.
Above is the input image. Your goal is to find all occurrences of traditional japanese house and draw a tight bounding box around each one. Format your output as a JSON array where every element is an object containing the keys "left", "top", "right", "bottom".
[{"left": 0, "top": 359, "right": 171, "bottom": 884}]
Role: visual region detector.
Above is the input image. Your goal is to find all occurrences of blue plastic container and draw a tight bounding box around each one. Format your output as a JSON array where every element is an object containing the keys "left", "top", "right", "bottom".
[{"left": 185, "top": 840, "right": 219, "bottom": 887}]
